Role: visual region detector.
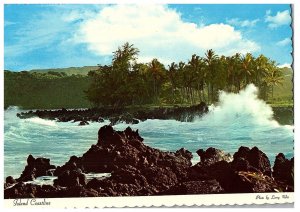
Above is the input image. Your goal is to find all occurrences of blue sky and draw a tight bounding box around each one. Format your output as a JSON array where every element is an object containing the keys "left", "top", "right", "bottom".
[{"left": 4, "top": 4, "right": 292, "bottom": 71}]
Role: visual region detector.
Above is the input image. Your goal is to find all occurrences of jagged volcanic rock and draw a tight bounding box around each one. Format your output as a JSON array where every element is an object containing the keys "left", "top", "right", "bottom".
[
  {"left": 273, "top": 153, "right": 294, "bottom": 187},
  {"left": 161, "top": 180, "right": 224, "bottom": 195},
  {"left": 196, "top": 147, "right": 232, "bottom": 166},
  {"left": 231, "top": 146, "right": 272, "bottom": 176},
  {"left": 4, "top": 125, "right": 293, "bottom": 198},
  {"left": 16, "top": 102, "right": 209, "bottom": 125},
  {"left": 17, "top": 155, "right": 56, "bottom": 182}
]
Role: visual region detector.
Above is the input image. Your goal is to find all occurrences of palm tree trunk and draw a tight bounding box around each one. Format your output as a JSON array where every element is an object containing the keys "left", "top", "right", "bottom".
[
  {"left": 207, "top": 83, "right": 210, "bottom": 104},
  {"left": 211, "top": 84, "right": 214, "bottom": 103},
  {"left": 202, "top": 89, "right": 205, "bottom": 102},
  {"left": 172, "top": 85, "right": 175, "bottom": 103},
  {"left": 197, "top": 84, "right": 202, "bottom": 102}
]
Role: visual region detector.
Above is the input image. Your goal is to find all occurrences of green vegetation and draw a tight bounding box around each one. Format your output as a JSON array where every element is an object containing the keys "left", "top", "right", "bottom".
[
  {"left": 4, "top": 71, "right": 91, "bottom": 109},
  {"left": 4, "top": 43, "right": 293, "bottom": 109},
  {"left": 29, "top": 66, "right": 99, "bottom": 76},
  {"left": 86, "top": 43, "right": 291, "bottom": 108},
  {"left": 271, "top": 67, "right": 293, "bottom": 107}
]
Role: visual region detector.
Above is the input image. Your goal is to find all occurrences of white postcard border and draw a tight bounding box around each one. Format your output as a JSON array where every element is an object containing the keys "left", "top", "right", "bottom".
[
  {"left": 1, "top": 0, "right": 298, "bottom": 209},
  {"left": 3, "top": 192, "right": 294, "bottom": 208}
]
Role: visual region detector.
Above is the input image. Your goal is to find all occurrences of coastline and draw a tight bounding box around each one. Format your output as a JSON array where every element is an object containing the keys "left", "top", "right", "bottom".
[
  {"left": 11, "top": 102, "right": 293, "bottom": 126},
  {"left": 15, "top": 103, "right": 209, "bottom": 125},
  {"left": 4, "top": 125, "right": 294, "bottom": 198}
]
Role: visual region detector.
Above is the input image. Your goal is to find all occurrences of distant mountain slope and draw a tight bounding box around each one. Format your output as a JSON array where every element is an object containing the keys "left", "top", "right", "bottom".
[
  {"left": 4, "top": 70, "right": 91, "bottom": 109},
  {"left": 272, "top": 67, "right": 293, "bottom": 102},
  {"left": 29, "top": 66, "right": 99, "bottom": 76}
]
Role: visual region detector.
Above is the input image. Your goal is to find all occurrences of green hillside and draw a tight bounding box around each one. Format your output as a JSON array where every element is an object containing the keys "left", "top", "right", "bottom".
[
  {"left": 4, "top": 71, "right": 91, "bottom": 109},
  {"left": 272, "top": 67, "right": 293, "bottom": 106},
  {"left": 29, "top": 66, "right": 99, "bottom": 76}
]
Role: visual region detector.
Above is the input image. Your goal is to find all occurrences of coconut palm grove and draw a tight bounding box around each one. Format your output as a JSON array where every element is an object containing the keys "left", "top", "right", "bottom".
[
  {"left": 86, "top": 42, "right": 285, "bottom": 107},
  {"left": 4, "top": 42, "right": 290, "bottom": 109}
]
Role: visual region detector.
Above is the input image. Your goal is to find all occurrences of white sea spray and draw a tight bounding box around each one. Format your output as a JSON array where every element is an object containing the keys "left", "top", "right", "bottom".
[{"left": 4, "top": 85, "right": 294, "bottom": 177}]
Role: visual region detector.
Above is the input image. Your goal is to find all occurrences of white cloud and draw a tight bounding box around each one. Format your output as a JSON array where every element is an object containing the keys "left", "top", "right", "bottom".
[
  {"left": 5, "top": 5, "right": 102, "bottom": 58},
  {"left": 277, "top": 63, "right": 291, "bottom": 68},
  {"left": 265, "top": 10, "right": 291, "bottom": 28},
  {"left": 76, "top": 5, "right": 260, "bottom": 64},
  {"left": 61, "top": 9, "right": 98, "bottom": 23},
  {"left": 226, "top": 18, "right": 259, "bottom": 27},
  {"left": 276, "top": 38, "right": 291, "bottom": 47}
]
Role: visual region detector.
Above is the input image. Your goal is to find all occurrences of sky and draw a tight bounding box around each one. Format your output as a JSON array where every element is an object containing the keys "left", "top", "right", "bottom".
[{"left": 4, "top": 4, "right": 292, "bottom": 71}]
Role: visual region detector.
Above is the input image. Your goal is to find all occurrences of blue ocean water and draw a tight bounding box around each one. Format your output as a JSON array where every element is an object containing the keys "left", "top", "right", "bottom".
[{"left": 4, "top": 84, "right": 294, "bottom": 178}]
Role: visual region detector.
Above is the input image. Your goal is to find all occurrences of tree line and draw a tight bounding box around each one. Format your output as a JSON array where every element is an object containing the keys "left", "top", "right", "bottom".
[
  {"left": 4, "top": 71, "right": 90, "bottom": 109},
  {"left": 86, "top": 42, "right": 284, "bottom": 107}
]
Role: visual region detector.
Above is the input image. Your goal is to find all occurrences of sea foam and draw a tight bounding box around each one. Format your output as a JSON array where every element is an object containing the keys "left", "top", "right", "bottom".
[
  {"left": 26, "top": 117, "right": 57, "bottom": 127},
  {"left": 4, "top": 85, "right": 294, "bottom": 178},
  {"left": 199, "top": 84, "right": 279, "bottom": 127}
]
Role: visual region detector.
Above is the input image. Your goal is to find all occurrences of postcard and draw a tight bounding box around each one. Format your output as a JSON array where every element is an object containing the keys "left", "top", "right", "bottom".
[{"left": 3, "top": 2, "right": 294, "bottom": 208}]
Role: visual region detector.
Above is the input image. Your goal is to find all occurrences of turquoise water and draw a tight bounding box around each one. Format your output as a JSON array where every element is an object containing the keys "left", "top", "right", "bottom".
[{"left": 4, "top": 85, "right": 294, "bottom": 178}]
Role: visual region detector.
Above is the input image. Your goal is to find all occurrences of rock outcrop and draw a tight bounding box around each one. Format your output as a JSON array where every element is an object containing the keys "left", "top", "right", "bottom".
[
  {"left": 16, "top": 155, "right": 56, "bottom": 182},
  {"left": 231, "top": 146, "right": 272, "bottom": 176},
  {"left": 4, "top": 125, "right": 294, "bottom": 199},
  {"left": 16, "top": 103, "right": 209, "bottom": 125},
  {"left": 53, "top": 125, "right": 192, "bottom": 192},
  {"left": 272, "top": 153, "right": 294, "bottom": 189},
  {"left": 196, "top": 147, "right": 232, "bottom": 166}
]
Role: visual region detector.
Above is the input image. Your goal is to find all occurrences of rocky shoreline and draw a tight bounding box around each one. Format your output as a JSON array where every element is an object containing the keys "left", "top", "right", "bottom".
[
  {"left": 4, "top": 125, "right": 294, "bottom": 198},
  {"left": 16, "top": 103, "right": 209, "bottom": 125}
]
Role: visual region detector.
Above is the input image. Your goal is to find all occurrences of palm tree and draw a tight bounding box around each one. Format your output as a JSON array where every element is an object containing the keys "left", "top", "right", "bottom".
[
  {"left": 177, "top": 62, "right": 186, "bottom": 103},
  {"left": 112, "top": 42, "right": 139, "bottom": 72},
  {"left": 231, "top": 53, "right": 242, "bottom": 92},
  {"left": 241, "top": 53, "right": 254, "bottom": 87},
  {"left": 254, "top": 55, "right": 268, "bottom": 80},
  {"left": 224, "top": 53, "right": 241, "bottom": 92},
  {"left": 264, "top": 64, "right": 284, "bottom": 100},
  {"left": 204, "top": 49, "right": 219, "bottom": 103},
  {"left": 224, "top": 56, "right": 234, "bottom": 92},
  {"left": 216, "top": 55, "right": 227, "bottom": 91},
  {"left": 187, "top": 54, "right": 206, "bottom": 103},
  {"left": 185, "top": 55, "right": 197, "bottom": 103},
  {"left": 253, "top": 55, "right": 270, "bottom": 99},
  {"left": 148, "top": 59, "right": 165, "bottom": 102},
  {"left": 167, "top": 62, "right": 178, "bottom": 103}
]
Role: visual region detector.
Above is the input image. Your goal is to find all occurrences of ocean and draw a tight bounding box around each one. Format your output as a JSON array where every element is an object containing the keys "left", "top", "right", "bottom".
[{"left": 4, "top": 84, "right": 294, "bottom": 179}]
